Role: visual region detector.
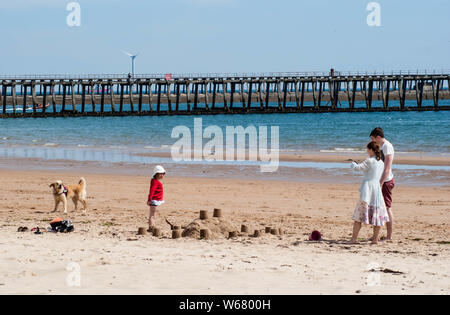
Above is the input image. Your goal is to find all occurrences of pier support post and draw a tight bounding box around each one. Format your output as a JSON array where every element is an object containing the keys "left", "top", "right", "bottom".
[
  {"left": 240, "top": 81, "right": 246, "bottom": 110},
  {"left": 247, "top": 81, "right": 253, "bottom": 109},
  {"left": 1, "top": 83, "right": 6, "bottom": 115},
  {"left": 11, "top": 81, "right": 17, "bottom": 114},
  {"left": 110, "top": 81, "right": 115, "bottom": 113},
  {"left": 129, "top": 81, "right": 134, "bottom": 112},
  {"left": 204, "top": 82, "right": 209, "bottom": 110},
  {"left": 211, "top": 81, "right": 217, "bottom": 109},
  {"left": 415, "top": 79, "right": 424, "bottom": 108},
  {"left": 265, "top": 82, "right": 270, "bottom": 110},
  {"left": 90, "top": 81, "right": 96, "bottom": 113},
  {"left": 81, "top": 83, "right": 86, "bottom": 113},
  {"left": 222, "top": 81, "right": 228, "bottom": 111},
  {"left": 119, "top": 83, "right": 124, "bottom": 113},
  {"left": 432, "top": 79, "right": 441, "bottom": 108},
  {"left": 258, "top": 81, "right": 264, "bottom": 109},
  {"left": 186, "top": 82, "right": 191, "bottom": 112},
  {"left": 100, "top": 82, "right": 105, "bottom": 113},
  {"left": 31, "top": 82, "right": 37, "bottom": 113},
  {"left": 398, "top": 78, "right": 407, "bottom": 110},
  {"left": 71, "top": 81, "right": 76, "bottom": 112},
  {"left": 282, "top": 80, "right": 288, "bottom": 110},
  {"left": 230, "top": 82, "right": 235, "bottom": 109},
  {"left": 22, "top": 84, "right": 28, "bottom": 114},
  {"left": 42, "top": 84, "right": 47, "bottom": 113},
  {"left": 138, "top": 82, "right": 143, "bottom": 113},
  {"left": 277, "top": 80, "right": 282, "bottom": 110},
  {"left": 175, "top": 82, "right": 180, "bottom": 112},
  {"left": 148, "top": 82, "right": 153, "bottom": 112},
  {"left": 382, "top": 80, "right": 390, "bottom": 109},
  {"left": 51, "top": 82, "right": 56, "bottom": 114}
]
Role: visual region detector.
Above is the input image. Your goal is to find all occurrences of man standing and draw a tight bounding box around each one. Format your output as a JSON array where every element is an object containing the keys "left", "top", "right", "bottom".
[{"left": 370, "top": 127, "right": 395, "bottom": 241}]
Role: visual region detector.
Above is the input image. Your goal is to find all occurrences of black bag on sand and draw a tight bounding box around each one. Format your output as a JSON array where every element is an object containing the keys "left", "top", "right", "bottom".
[{"left": 50, "top": 219, "right": 74, "bottom": 233}]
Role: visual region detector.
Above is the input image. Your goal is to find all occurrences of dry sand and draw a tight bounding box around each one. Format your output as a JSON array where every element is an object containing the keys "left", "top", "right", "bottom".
[{"left": 0, "top": 167, "right": 449, "bottom": 295}]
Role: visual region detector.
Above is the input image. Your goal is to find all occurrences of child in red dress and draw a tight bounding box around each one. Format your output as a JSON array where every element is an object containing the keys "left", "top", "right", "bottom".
[{"left": 147, "top": 165, "right": 166, "bottom": 232}]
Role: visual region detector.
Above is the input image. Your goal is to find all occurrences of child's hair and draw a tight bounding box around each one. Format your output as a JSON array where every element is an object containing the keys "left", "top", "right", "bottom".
[
  {"left": 367, "top": 141, "right": 382, "bottom": 161},
  {"left": 370, "top": 127, "right": 385, "bottom": 139}
]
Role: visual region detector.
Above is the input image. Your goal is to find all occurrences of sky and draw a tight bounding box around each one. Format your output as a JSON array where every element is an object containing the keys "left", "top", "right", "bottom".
[{"left": 0, "top": 0, "right": 449, "bottom": 75}]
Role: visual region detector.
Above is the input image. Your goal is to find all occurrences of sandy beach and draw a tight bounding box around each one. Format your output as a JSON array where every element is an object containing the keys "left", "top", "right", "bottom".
[{"left": 0, "top": 165, "right": 449, "bottom": 295}]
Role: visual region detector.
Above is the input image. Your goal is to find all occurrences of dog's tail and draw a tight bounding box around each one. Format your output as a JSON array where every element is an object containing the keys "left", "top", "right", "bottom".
[{"left": 79, "top": 177, "right": 86, "bottom": 190}]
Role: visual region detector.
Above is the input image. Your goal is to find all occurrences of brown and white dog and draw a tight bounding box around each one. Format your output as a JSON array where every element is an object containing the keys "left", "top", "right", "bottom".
[{"left": 49, "top": 177, "right": 87, "bottom": 214}]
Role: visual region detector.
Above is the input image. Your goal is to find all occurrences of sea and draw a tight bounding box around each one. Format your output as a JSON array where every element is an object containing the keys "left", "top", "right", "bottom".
[{"left": 0, "top": 100, "right": 449, "bottom": 185}]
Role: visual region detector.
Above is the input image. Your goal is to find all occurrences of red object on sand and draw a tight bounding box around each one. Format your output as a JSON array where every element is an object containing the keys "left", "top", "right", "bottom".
[{"left": 309, "top": 230, "right": 322, "bottom": 241}]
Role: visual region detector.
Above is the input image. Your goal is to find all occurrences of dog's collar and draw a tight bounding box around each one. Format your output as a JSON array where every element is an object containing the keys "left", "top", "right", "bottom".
[{"left": 55, "top": 186, "right": 68, "bottom": 196}]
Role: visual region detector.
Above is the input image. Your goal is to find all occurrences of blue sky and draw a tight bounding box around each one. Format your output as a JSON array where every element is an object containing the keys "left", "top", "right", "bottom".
[{"left": 0, "top": 0, "right": 449, "bottom": 74}]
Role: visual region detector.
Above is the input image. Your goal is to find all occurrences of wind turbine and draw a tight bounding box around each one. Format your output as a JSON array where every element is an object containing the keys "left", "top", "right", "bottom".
[{"left": 123, "top": 51, "right": 139, "bottom": 77}]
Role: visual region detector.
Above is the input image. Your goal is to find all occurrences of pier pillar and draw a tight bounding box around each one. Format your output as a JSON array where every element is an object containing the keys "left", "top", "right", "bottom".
[
  {"left": 247, "top": 81, "right": 253, "bottom": 109},
  {"left": 415, "top": 79, "right": 424, "bottom": 108},
  {"left": 42, "top": 84, "right": 47, "bottom": 113},
  {"left": 61, "top": 84, "right": 67, "bottom": 112},
  {"left": 129, "top": 81, "right": 134, "bottom": 112},
  {"left": 277, "top": 80, "right": 282, "bottom": 110},
  {"left": 11, "top": 81, "right": 17, "bottom": 114},
  {"left": 265, "top": 82, "right": 270, "bottom": 110},
  {"left": 71, "top": 81, "right": 76, "bottom": 112},
  {"left": 51, "top": 82, "right": 56, "bottom": 114},
  {"left": 175, "top": 82, "right": 180, "bottom": 111},
  {"left": 138, "top": 82, "right": 143, "bottom": 113},
  {"left": 211, "top": 81, "right": 217, "bottom": 109},
  {"left": 148, "top": 83, "right": 153, "bottom": 112},
  {"left": 186, "top": 82, "right": 191, "bottom": 112},
  {"left": 23, "top": 84, "right": 28, "bottom": 114},
  {"left": 193, "top": 83, "right": 199, "bottom": 110},
  {"left": 382, "top": 80, "right": 390, "bottom": 109},
  {"left": 432, "top": 79, "right": 441, "bottom": 108},
  {"left": 167, "top": 82, "right": 173, "bottom": 112},
  {"left": 90, "top": 81, "right": 96, "bottom": 113},
  {"left": 157, "top": 83, "right": 162, "bottom": 112},
  {"left": 31, "top": 82, "right": 37, "bottom": 113},
  {"left": 110, "top": 81, "right": 115, "bottom": 113},
  {"left": 204, "top": 82, "right": 209, "bottom": 110},
  {"left": 119, "top": 83, "right": 124, "bottom": 113},
  {"left": 81, "top": 83, "right": 86, "bottom": 113},
  {"left": 1, "top": 83, "right": 6, "bottom": 114},
  {"left": 100, "top": 82, "right": 105, "bottom": 113}
]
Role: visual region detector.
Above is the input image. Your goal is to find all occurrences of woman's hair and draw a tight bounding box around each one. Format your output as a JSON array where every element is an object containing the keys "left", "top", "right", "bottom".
[{"left": 367, "top": 141, "right": 382, "bottom": 161}]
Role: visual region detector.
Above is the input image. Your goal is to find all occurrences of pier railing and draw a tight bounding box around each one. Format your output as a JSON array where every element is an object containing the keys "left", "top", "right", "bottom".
[
  {"left": 0, "top": 69, "right": 449, "bottom": 81},
  {"left": 1, "top": 71, "right": 449, "bottom": 118}
]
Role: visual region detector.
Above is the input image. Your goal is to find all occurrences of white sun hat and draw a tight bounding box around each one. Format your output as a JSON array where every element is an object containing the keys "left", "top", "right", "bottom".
[{"left": 152, "top": 165, "right": 166, "bottom": 177}]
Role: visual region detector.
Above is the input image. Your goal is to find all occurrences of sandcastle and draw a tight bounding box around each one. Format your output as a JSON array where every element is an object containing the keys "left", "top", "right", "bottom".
[{"left": 138, "top": 208, "right": 286, "bottom": 240}]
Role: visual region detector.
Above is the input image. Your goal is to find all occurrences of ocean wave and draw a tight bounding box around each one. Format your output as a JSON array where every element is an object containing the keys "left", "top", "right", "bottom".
[{"left": 43, "top": 143, "right": 59, "bottom": 147}]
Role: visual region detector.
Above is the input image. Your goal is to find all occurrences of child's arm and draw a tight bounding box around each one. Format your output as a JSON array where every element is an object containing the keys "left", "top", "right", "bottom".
[{"left": 147, "top": 180, "right": 157, "bottom": 205}]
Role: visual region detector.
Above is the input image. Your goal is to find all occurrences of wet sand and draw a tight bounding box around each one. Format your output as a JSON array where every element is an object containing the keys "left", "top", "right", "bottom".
[{"left": 0, "top": 166, "right": 449, "bottom": 295}]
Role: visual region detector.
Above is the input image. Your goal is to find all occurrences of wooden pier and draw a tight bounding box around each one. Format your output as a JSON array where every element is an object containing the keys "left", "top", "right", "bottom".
[{"left": 1, "top": 71, "right": 449, "bottom": 118}]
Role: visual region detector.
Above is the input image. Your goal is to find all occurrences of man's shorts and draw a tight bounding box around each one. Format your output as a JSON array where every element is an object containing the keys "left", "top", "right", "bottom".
[{"left": 382, "top": 179, "right": 395, "bottom": 209}]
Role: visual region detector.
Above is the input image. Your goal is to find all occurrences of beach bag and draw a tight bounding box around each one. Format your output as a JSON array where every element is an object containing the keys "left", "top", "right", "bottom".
[{"left": 50, "top": 218, "right": 74, "bottom": 233}]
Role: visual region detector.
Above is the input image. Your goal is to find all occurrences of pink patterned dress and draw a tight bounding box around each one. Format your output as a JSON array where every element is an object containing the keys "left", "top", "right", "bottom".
[{"left": 351, "top": 157, "right": 390, "bottom": 227}]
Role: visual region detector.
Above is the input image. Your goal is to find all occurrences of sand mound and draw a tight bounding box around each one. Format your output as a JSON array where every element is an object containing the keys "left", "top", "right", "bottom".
[{"left": 182, "top": 218, "right": 236, "bottom": 240}]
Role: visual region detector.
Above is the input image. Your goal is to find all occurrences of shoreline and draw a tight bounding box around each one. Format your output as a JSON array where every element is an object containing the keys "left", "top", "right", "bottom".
[{"left": 135, "top": 151, "right": 450, "bottom": 167}]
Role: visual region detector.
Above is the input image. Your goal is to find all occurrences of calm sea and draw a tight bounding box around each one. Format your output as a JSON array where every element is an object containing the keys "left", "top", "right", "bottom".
[{"left": 1, "top": 102, "right": 449, "bottom": 154}]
